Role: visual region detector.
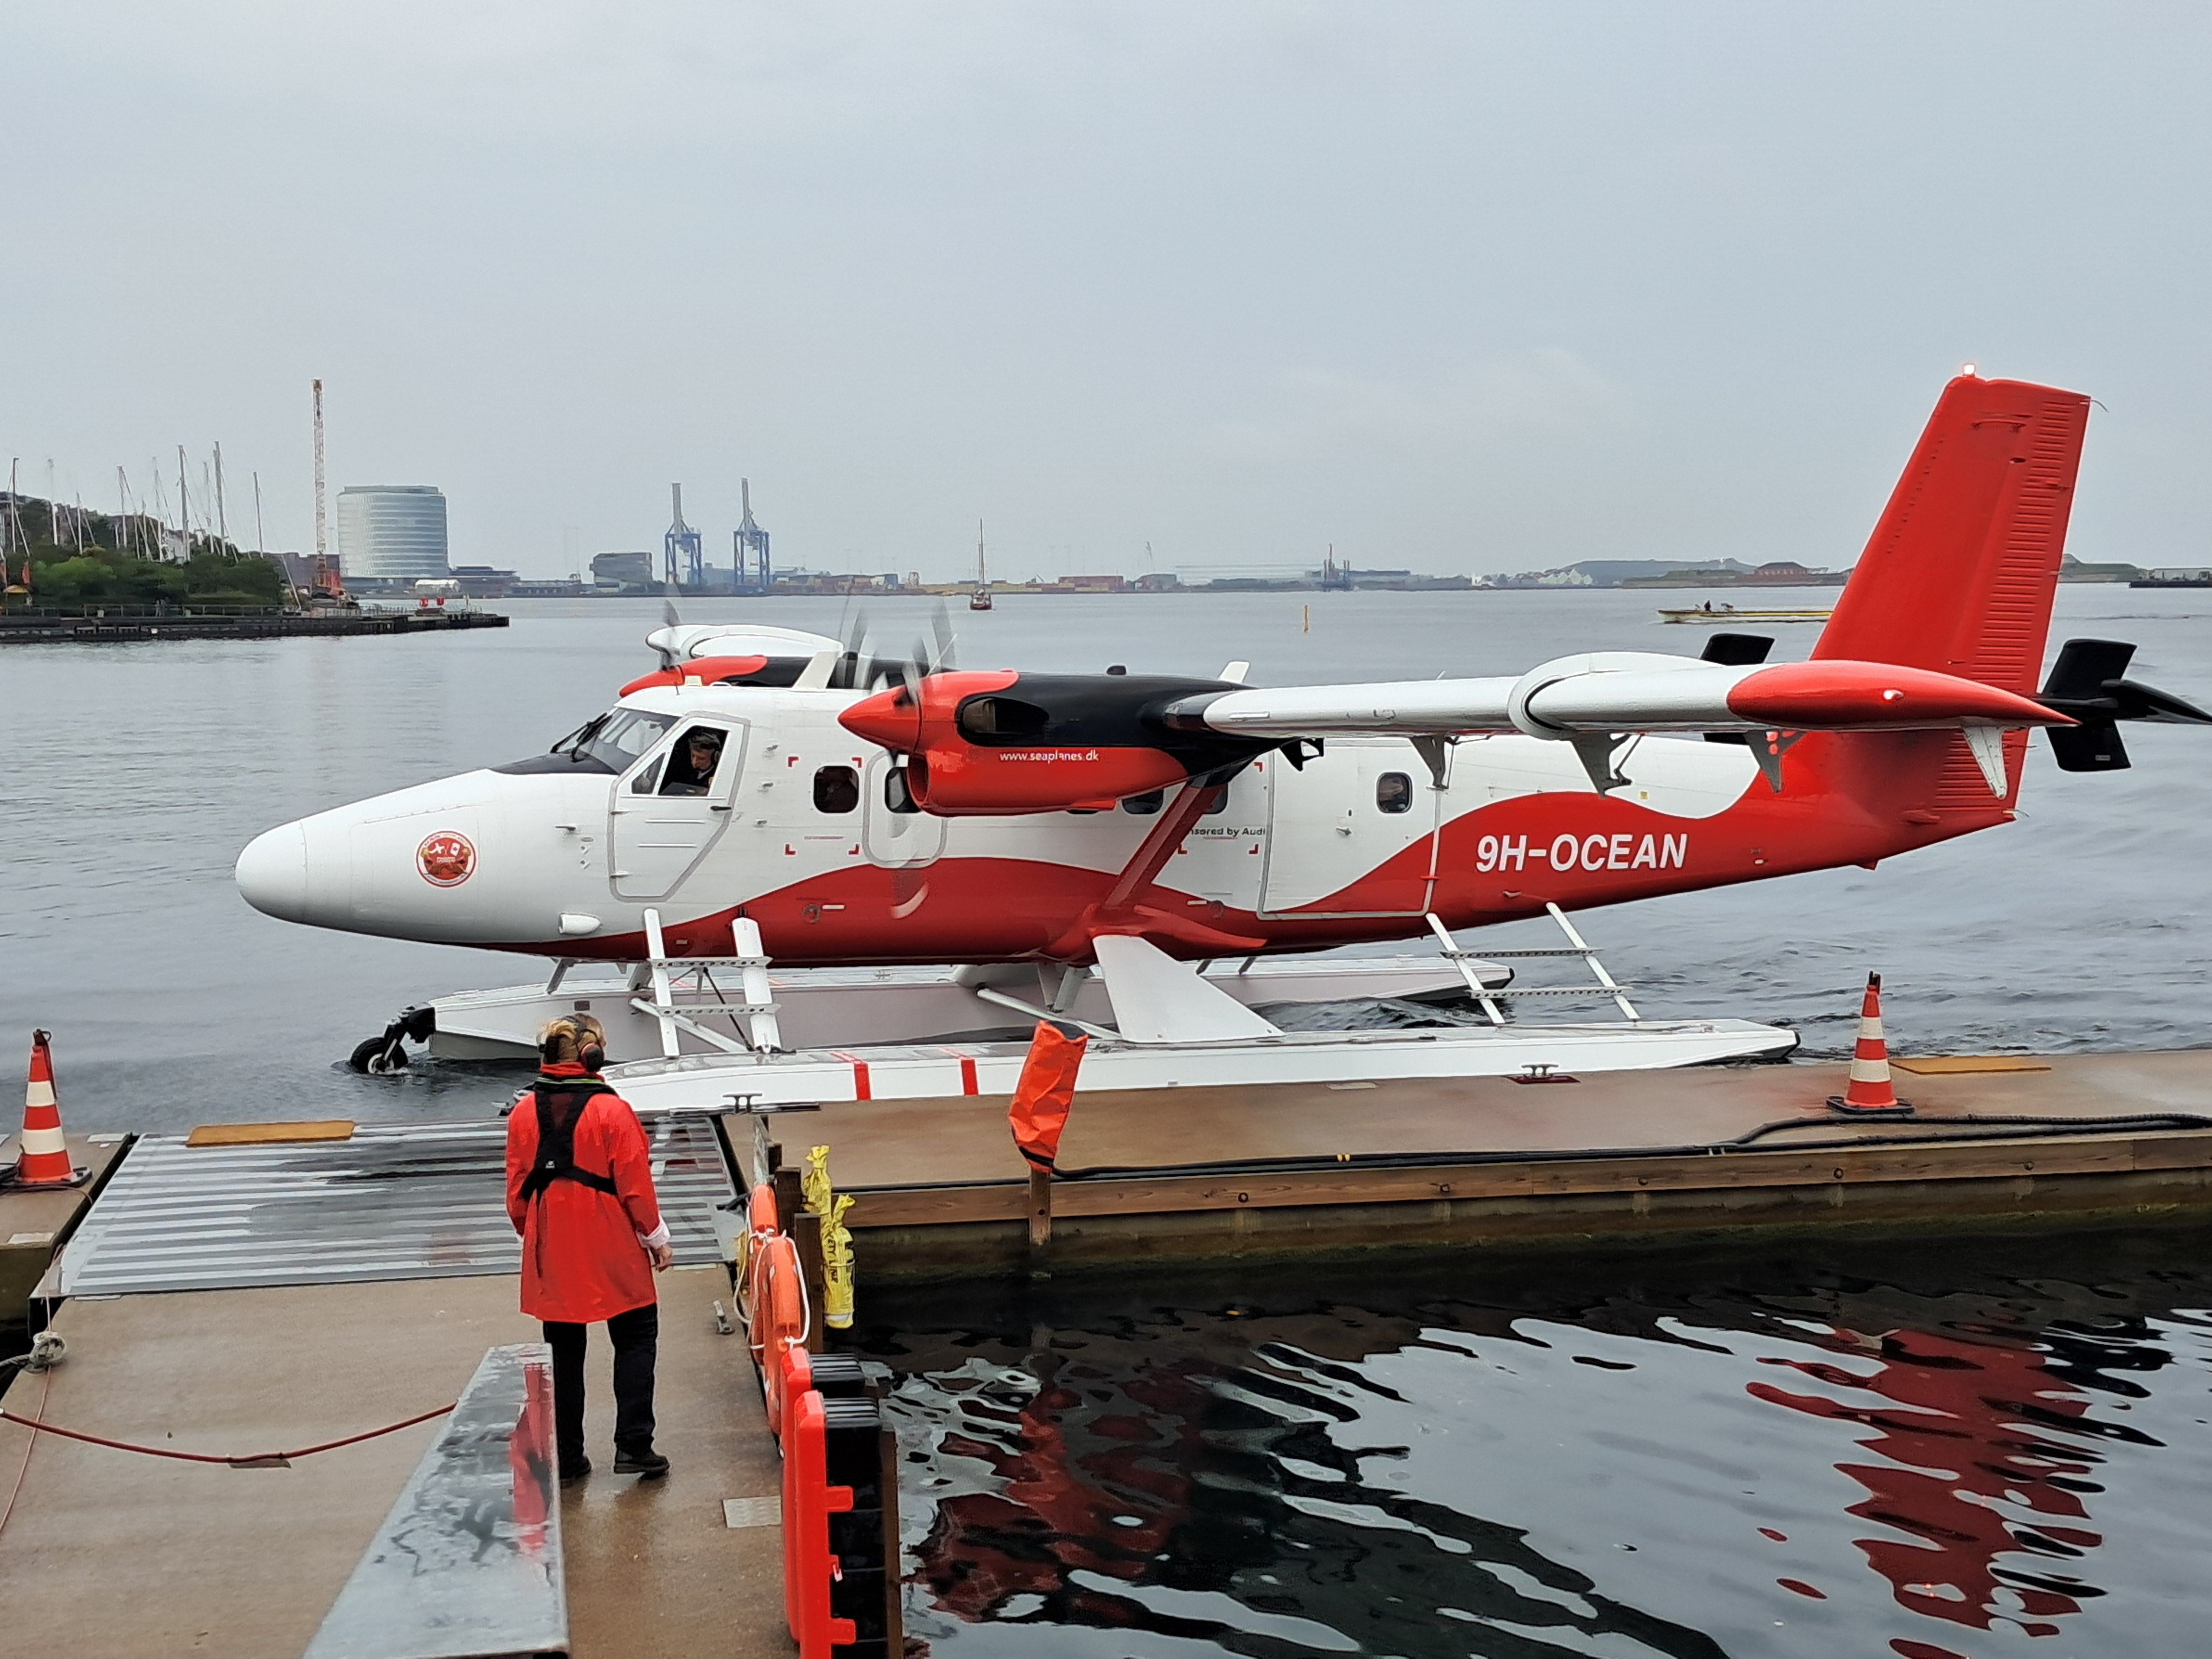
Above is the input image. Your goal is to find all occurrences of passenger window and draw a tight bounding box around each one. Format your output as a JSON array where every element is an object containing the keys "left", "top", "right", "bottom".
[
  {"left": 1203, "top": 783, "right": 1230, "bottom": 816},
  {"left": 659, "top": 726, "right": 730, "bottom": 797},
  {"left": 1121, "top": 790, "right": 1164, "bottom": 815},
  {"left": 884, "top": 766, "right": 920, "bottom": 814},
  {"left": 1375, "top": 771, "right": 1413, "bottom": 814},
  {"left": 814, "top": 765, "right": 859, "bottom": 814}
]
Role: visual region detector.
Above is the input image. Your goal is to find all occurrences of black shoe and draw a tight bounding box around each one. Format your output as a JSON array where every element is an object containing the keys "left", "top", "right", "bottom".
[
  {"left": 613, "top": 1448, "right": 670, "bottom": 1479},
  {"left": 560, "top": 1457, "right": 591, "bottom": 1484}
]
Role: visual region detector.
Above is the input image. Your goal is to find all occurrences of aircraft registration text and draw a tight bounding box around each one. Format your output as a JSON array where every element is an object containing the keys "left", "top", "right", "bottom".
[{"left": 1475, "top": 831, "right": 1688, "bottom": 873}]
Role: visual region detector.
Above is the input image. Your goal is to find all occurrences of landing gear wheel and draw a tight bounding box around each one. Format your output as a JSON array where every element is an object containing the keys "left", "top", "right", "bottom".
[
  {"left": 349, "top": 1036, "right": 410, "bottom": 1075},
  {"left": 345, "top": 1005, "right": 436, "bottom": 1075}
]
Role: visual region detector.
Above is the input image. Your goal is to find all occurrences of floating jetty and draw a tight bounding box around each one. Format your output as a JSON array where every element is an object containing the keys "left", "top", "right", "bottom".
[
  {"left": 3, "top": 1048, "right": 2209, "bottom": 1655},
  {"left": 0, "top": 606, "right": 509, "bottom": 642}
]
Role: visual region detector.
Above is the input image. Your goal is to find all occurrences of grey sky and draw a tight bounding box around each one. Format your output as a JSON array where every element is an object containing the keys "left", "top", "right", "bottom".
[{"left": 7, "top": 3, "right": 2208, "bottom": 580}]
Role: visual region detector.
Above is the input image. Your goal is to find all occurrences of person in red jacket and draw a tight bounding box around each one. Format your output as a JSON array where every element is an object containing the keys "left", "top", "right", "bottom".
[{"left": 504, "top": 1015, "right": 673, "bottom": 1482}]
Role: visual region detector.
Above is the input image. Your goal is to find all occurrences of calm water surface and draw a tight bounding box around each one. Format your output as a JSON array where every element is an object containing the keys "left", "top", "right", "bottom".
[
  {"left": 4, "top": 588, "right": 2210, "bottom": 1655},
  {"left": 872, "top": 1236, "right": 2211, "bottom": 1658}
]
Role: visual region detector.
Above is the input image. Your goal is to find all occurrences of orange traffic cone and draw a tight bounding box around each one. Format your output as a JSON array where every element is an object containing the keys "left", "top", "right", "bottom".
[
  {"left": 13, "top": 1030, "right": 87, "bottom": 1189},
  {"left": 1827, "top": 975, "right": 1912, "bottom": 1117}
]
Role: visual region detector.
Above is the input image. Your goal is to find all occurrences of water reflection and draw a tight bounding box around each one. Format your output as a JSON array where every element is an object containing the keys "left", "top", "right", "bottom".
[
  {"left": 1747, "top": 1317, "right": 2164, "bottom": 1645},
  {"left": 874, "top": 1240, "right": 2210, "bottom": 1657},
  {"left": 901, "top": 1340, "right": 1726, "bottom": 1657}
]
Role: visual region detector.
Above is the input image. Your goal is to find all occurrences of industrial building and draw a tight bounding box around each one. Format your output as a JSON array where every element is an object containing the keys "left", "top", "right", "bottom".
[
  {"left": 336, "top": 486, "right": 449, "bottom": 588},
  {"left": 591, "top": 551, "right": 657, "bottom": 591}
]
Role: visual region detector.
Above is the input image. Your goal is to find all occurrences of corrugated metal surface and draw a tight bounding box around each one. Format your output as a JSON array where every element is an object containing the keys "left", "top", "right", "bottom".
[{"left": 54, "top": 1116, "right": 732, "bottom": 1297}]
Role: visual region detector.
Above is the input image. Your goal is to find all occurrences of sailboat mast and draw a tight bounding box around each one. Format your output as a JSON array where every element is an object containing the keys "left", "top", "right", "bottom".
[
  {"left": 977, "top": 519, "right": 986, "bottom": 587},
  {"left": 214, "top": 442, "right": 227, "bottom": 550}
]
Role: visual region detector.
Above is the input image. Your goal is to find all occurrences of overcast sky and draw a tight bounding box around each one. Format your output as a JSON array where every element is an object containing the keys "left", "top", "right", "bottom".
[{"left": 7, "top": 3, "right": 2209, "bottom": 580}]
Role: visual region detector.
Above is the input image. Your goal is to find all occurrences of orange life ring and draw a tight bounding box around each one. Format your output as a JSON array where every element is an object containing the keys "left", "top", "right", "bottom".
[{"left": 756, "top": 1234, "right": 806, "bottom": 1430}]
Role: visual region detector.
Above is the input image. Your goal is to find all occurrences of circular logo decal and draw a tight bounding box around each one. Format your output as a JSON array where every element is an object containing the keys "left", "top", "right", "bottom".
[{"left": 417, "top": 831, "right": 477, "bottom": 887}]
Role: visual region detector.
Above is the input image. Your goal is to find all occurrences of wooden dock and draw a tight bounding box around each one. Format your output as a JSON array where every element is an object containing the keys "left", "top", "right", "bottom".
[
  {"left": 0, "top": 1272, "right": 786, "bottom": 1658},
  {"left": 738, "top": 1049, "right": 2212, "bottom": 1275},
  {"left": 0, "top": 1134, "right": 125, "bottom": 1330}
]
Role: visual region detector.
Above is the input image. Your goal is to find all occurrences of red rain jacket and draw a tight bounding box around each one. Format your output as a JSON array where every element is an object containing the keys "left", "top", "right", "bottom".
[{"left": 504, "top": 1066, "right": 664, "bottom": 1324}]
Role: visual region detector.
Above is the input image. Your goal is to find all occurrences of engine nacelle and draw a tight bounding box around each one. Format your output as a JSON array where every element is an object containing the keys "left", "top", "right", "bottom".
[{"left": 839, "top": 668, "right": 1259, "bottom": 816}]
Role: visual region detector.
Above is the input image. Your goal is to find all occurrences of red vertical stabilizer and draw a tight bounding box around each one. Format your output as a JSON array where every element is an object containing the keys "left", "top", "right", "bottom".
[{"left": 1814, "top": 374, "right": 2091, "bottom": 695}]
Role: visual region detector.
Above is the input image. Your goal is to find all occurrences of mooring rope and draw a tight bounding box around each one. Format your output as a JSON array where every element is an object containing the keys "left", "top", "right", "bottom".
[{"left": 0, "top": 1400, "right": 455, "bottom": 1469}]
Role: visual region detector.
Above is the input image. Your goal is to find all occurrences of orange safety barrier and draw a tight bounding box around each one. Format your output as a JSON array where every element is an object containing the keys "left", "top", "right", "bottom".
[{"left": 782, "top": 1389, "right": 857, "bottom": 1656}]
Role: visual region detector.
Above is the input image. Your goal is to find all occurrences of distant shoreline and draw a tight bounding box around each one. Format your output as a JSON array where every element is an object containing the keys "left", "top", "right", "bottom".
[{"left": 0, "top": 607, "right": 509, "bottom": 644}]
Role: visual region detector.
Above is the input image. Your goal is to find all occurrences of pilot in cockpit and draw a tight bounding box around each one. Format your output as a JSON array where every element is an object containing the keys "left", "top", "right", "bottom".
[{"left": 659, "top": 728, "right": 725, "bottom": 796}]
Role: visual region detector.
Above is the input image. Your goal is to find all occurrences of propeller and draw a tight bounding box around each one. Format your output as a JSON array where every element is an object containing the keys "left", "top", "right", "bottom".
[
  {"left": 654, "top": 591, "right": 682, "bottom": 670},
  {"left": 926, "top": 599, "right": 959, "bottom": 673}
]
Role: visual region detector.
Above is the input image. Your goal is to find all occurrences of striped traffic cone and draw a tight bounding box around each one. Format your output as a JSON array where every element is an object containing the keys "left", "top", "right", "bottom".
[
  {"left": 1827, "top": 975, "right": 1913, "bottom": 1117},
  {"left": 13, "top": 1030, "right": 88, "bottom": 1189}
]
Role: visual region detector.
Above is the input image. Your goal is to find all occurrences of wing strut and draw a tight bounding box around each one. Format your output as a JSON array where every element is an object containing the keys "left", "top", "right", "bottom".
[{"left": 1039, "top": 768, "right": 1266, "bottom": 961}]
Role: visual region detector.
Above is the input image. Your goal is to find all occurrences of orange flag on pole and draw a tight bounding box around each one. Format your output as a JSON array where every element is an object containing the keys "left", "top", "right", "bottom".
[{"left": 1008, "top": 1021, "right": 1086, "bottom": 1172}]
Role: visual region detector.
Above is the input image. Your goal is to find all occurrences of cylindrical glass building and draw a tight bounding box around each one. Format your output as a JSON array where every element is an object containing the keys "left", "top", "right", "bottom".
[{"left": 337, "top": 486, "right": 449, "bottom": 584}]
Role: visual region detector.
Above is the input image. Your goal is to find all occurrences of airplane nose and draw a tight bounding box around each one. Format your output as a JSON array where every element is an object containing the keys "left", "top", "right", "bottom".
[{"left": 235, "top": 822, "right": 310, "bottom": 922}]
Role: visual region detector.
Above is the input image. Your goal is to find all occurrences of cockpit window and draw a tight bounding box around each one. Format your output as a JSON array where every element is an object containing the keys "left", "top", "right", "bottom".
[
  {"left": 659, "top": 726, "right": 730, "bottom": 796},
  {"left": 551, "top": 709, "right": 675, "bottom": 772}
]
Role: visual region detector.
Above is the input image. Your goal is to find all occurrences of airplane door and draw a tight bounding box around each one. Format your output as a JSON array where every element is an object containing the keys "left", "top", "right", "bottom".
[
  {"left": 609, "top": 718, "right": 747, "bottom": 901},
  {"left": 861, "top": 756, "right": 946, "bottom": 867},
  {"left": 1259, "top": 739, "right": 1438, "bottom": 917}
]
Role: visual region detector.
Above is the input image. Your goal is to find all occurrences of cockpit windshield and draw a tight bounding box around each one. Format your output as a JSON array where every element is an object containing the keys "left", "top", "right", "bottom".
[{"left": 550, "top": 709, "right": 676, "bottom": 771}]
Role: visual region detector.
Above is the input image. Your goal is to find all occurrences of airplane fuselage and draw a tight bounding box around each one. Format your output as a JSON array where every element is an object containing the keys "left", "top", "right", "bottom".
[{"left": 235, "top": 678, "right": 2012, "bottom": 966}]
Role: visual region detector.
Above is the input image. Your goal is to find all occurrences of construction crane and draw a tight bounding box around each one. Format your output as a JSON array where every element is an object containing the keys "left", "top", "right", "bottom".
[
  {"left": 665, "top": 483, "right": 702, "bottom": 589},
  {"left": 732, "top": 477, "right": 771, "bottom": 594}
]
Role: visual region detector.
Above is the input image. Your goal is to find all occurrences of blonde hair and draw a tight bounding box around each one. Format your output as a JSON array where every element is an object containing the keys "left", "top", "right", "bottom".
[{"left": 538, "top": 1014, "right": 609, "bottom": 1070}]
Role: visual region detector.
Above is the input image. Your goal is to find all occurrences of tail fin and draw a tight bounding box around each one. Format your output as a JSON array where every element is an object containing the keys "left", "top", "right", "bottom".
[{"left": 1812, "top": 374, "right": 2091, "bottom": 693}]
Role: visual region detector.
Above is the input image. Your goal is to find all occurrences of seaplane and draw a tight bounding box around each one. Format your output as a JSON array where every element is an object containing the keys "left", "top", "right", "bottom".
[{"left": 235, "top": 372, "right": 2208, "bottom": 1109}]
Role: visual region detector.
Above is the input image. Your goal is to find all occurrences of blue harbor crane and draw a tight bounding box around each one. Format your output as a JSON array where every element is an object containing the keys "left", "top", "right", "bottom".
[
  {"left": 732, "top": 477, "right": 771, "bottom": 594},
  {"left": 664, "top": 483, "right": 703, "bottom": 589}
]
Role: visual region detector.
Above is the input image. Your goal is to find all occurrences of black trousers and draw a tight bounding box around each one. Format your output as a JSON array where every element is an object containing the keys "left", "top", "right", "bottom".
[{"left": 544, "top": 1302, "right": 658, "bottom": 1464}]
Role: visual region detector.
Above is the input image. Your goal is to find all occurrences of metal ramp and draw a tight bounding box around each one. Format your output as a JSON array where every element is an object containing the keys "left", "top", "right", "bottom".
[
  {"left": 304, "top": 1343, "right": 567, "bottom": 1659},
  {"left": 49, "top": 1116, "right": 731, "bottom": 1298}
]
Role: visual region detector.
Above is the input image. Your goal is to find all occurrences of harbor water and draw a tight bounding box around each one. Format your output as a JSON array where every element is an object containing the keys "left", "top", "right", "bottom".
[
  {"left": 4, "top": 587, "right": 2210, "bottom": 1656},
  {"left": 874, "top": 1231, "right": 2212, "bottom": 1657}
]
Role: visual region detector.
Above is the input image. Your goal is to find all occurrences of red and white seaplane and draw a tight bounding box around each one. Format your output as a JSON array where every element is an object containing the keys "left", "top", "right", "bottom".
[{"left": 236, "top": 373, "right": 2205, "bottom": 1107}]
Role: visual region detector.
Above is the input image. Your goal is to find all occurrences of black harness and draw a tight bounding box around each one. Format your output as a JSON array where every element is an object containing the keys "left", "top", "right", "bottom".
[{"left": 517, "top": 1080, "right": 620, "bottom": 1204}]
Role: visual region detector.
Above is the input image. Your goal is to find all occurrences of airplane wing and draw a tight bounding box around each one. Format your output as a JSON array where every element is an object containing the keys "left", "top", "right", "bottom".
[{"left": 1161, "top": 651, "right": 2065, "bottom": 741}]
